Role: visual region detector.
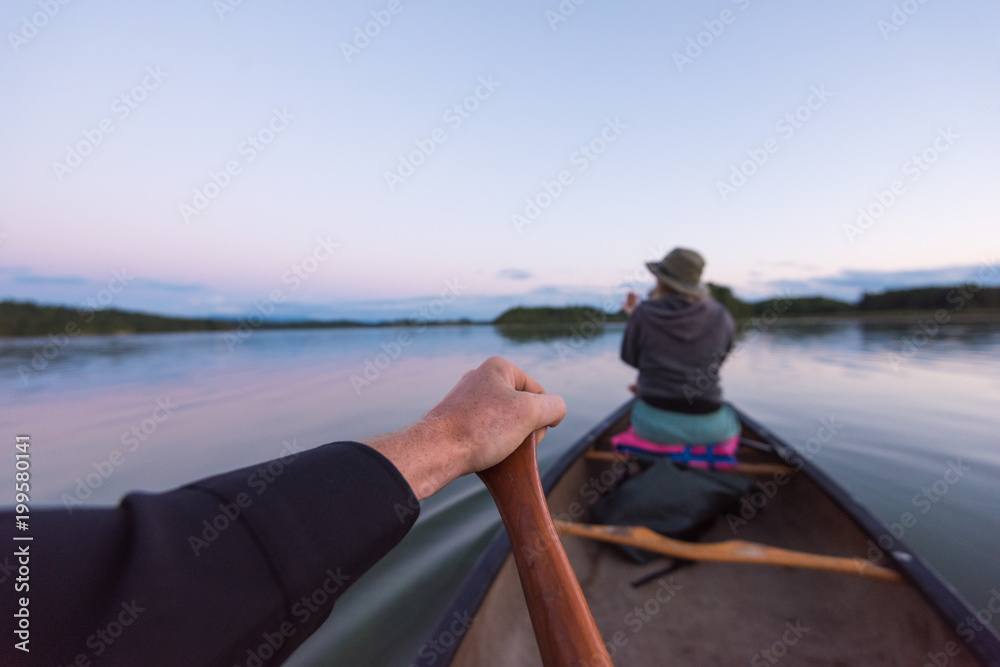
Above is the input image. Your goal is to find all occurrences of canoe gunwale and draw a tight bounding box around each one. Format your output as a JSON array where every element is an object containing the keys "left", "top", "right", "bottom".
[{"left": 416, "top": 400, "right": 1000, "bottom": 666}]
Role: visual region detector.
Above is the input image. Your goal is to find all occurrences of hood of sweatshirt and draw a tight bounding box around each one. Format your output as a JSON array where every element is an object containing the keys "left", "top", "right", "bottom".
[{"left": 636, "top": 296, "right": 728, "bottom": 343}]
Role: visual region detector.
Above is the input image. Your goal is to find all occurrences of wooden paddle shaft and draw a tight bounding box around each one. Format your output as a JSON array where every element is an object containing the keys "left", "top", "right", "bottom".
[{"left": 478, "top": 433, "right": 612, "bottom": 667}]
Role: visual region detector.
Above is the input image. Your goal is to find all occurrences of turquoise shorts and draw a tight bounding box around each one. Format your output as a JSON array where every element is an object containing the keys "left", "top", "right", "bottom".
[{"left": 630, "top": 399, "right": 741, "bottom": 445}]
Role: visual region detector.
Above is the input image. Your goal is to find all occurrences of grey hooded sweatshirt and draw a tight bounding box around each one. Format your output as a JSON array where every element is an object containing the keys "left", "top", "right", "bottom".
[{"left": 621, "top": 295, "right": 735, "bottom": 412}]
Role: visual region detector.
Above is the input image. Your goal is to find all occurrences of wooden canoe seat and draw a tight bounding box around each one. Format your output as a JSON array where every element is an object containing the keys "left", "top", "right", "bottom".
[{"left": 583, "top": 449, "right": 795, "bottom": 476}]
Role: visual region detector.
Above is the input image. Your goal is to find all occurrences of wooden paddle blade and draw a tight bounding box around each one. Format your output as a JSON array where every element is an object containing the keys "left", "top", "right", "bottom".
[
  {"left": 478, "top": 433, "right": 612, "bottom": 667},
  {"left": 555, "top": 521, "right": 904, "bottom": 584}
]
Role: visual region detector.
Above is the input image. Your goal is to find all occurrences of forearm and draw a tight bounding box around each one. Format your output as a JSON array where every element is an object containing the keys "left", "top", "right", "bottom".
[
  {"left": 362, "top": 419, "right": 466, "bottom": 501},
  {"left": 0, "top": 442, "right": 418, "bottom": 667}
]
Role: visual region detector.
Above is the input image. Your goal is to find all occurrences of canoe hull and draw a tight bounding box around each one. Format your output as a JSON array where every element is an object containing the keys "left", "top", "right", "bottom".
[{"left": 420, "top": 401, "right": 1000, "bottom": 666}]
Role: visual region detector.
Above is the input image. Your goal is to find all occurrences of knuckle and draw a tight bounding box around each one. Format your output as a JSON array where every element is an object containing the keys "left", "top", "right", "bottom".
[{"left": 483, "top": 355, "right": 507, "bottom": 370}]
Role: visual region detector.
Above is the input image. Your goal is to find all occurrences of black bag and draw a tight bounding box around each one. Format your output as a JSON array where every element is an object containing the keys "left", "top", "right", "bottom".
[{"left": 590, "top": 459, "right": 753, "bottom": 564}]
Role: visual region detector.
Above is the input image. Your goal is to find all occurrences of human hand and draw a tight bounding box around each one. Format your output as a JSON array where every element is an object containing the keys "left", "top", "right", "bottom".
[
  {"left": 362, "top": 357, "right": 566, "bottom": 500},
  {"left": 623, "top": 291, "right": 640, "bottom": 315}
]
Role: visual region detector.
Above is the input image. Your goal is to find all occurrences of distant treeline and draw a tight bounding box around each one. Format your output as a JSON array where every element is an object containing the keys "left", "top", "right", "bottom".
[
  {"left": 0, "top": 300, "right": 477, "bottom": 337},
  {"left": 0, "top": 301, "right": 236, "bottom": 337},
  {"left": 492, "top": 306, "right": 628, "bottom": 342},
  {"left": 2, "top": 283, "right": 998, "bottom": 337},
  {"left": 708, "top": 284, "right": 853, "bottom": 319},
  {"left": 494, "top": 306, "right": 628, "bottom": 326},
  {"left": 857, "top": 286, "right": 1000, "bottom": 312},
  {"left": 708, "top": 283, "right": 999, "bottom": 320}
]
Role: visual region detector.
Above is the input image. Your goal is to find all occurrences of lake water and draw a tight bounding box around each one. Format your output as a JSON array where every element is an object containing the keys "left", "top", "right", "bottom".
[{"left": 2, "top": 317, "right": 999, "bottom": 666}]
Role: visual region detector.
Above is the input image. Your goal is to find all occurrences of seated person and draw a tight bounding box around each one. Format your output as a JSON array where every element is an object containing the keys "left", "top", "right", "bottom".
[{"left": 617, "top": 247, "right": 740, "bottom": 468}]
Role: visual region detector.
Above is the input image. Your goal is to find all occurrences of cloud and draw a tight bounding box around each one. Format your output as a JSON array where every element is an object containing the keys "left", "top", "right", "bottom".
[
  {"left": 133, "top": 278, "right": 205, "bottom": 293},
  {"left": 0, "top": 266, "right": 206, "bottom": 293},
  {"left": 497, "top": 268, "right": 532, "bottom": 280},
  {"left": 0, "top": 267, "right": 215, "bottom": 318},
  {"left": 749, "top": 262, "right": 1000, "bottom": 302},
  {"left": 13, "top": 273, "right": 89, "bottom": 286}
]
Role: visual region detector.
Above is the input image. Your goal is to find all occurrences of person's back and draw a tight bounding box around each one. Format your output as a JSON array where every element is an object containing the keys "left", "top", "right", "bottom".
[
  {"left": 619, "top": 248, "right": 740, "bottom": 453},
  {"left": 622, "top": 293, "right": 734, "bottom": 411}
]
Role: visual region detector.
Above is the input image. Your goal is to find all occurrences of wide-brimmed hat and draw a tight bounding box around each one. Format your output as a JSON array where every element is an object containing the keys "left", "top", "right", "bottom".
[{"left": 645, "top": 248, "right": 710, "bottom": 300}]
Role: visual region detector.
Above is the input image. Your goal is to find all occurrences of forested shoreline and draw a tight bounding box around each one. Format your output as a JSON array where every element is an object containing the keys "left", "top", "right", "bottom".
[{"left": 1, "top": 284, "right": 997, "bottom": 337}]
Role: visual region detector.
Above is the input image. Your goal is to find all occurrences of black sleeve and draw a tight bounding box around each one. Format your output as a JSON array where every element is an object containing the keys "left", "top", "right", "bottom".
[
  {"left": 0, "top": 441, "right": 419, "bottom": 667},
  {"left": 620, "top": 308, "right": 642, "bottom": 368}
]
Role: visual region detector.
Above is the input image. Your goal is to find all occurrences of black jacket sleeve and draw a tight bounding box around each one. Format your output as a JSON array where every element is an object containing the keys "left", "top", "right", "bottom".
[{"left": 0, "top": 441, "right": 419, "bottom": 667}]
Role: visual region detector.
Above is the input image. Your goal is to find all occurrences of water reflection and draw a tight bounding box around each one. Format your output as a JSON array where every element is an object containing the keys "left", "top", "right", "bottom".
[{"left": 0, "top": 316, "right": 998, "bottom": 665}]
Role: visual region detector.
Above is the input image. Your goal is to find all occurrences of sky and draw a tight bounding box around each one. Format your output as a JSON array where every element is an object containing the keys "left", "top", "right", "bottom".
[{"left": 1, "top": 0, "right": 998, "bottom": 321}]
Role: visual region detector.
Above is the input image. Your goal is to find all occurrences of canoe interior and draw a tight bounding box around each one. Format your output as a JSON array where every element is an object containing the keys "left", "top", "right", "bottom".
[{"left": 446, "top": 405, "right": 994, "bottom": 666}]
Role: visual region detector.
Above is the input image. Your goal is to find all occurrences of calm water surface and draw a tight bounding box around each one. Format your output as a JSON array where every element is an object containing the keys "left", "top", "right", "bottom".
[{"left": 2, "top": 318, "right": 999, "bottom": 666}]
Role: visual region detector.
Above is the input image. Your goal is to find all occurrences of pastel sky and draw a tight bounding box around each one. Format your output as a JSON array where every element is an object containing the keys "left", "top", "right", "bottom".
[{"left": 1, "top": 0, "right": 998, "bottom": 321}]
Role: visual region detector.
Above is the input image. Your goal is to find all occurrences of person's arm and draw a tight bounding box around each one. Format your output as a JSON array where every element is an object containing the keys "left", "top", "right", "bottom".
[
  {"left": 0, "top": 356, "right": 565, "bottom": 667},
  {"left": 8, "top": 442, "right": 418, "bottom": 667},
  {"left": 620, "top": 305, "right": 643, "bottom": 369},
  {"left": 718, "top": 305, "right": 737, "bottom": 363}
]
